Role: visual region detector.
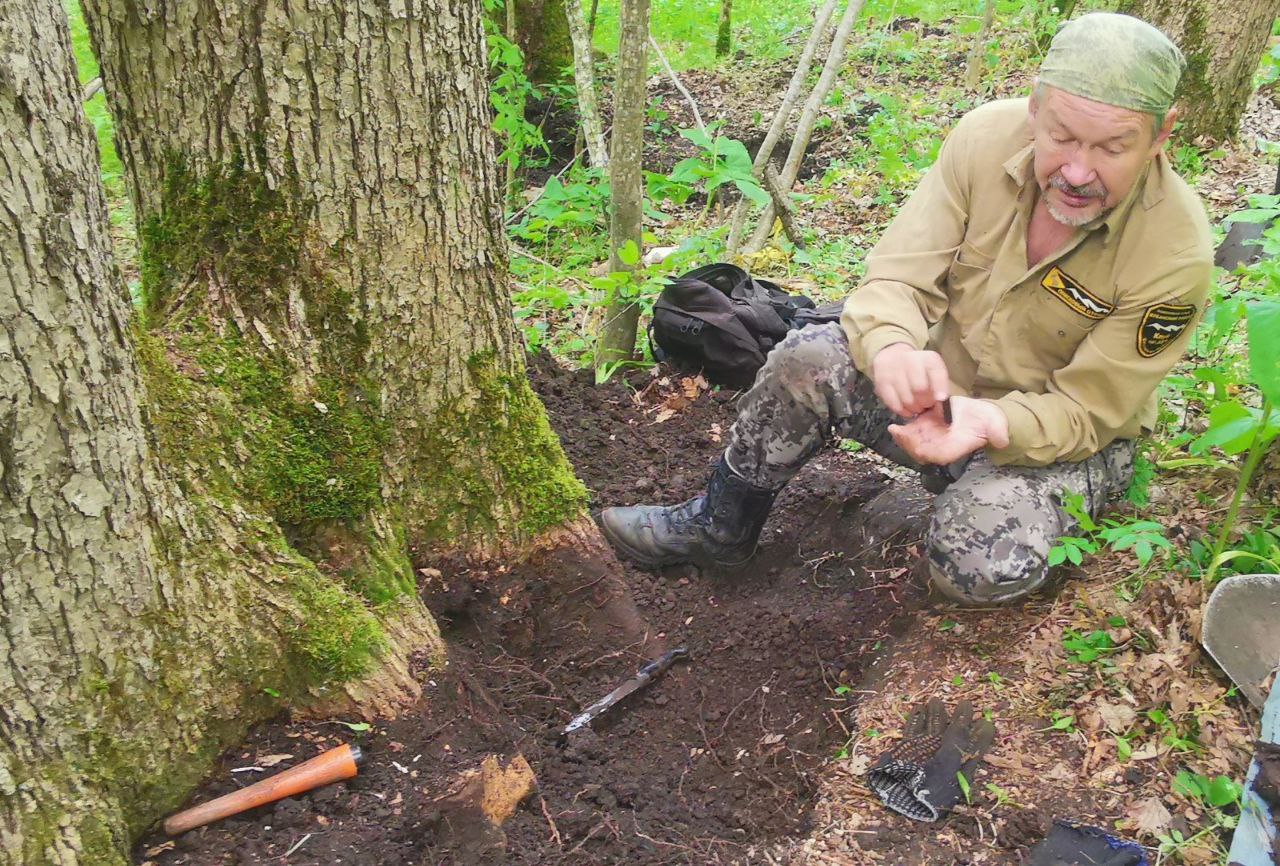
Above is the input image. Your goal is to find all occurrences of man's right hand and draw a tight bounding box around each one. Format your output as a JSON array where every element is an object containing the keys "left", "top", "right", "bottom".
[{"left": 870, "top": 342, "right": 950, "bottom": 417}]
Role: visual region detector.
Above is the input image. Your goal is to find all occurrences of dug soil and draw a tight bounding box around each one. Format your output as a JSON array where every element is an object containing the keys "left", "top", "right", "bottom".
[{"left": 134, "top": 353, "right": 954, "bottom": 865}]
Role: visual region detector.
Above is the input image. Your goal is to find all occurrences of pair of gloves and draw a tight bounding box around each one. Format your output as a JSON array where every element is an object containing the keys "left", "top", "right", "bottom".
[{"left": 867, "top": 698, "right": 1148, "bottom": 866}]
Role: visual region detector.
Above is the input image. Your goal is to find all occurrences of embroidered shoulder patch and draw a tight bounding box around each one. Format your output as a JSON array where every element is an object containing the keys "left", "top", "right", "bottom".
[
  {"left": 1137, "top": 302, "right": 1197, "bottom": 358},
  {"left": 1040, "top": 267, "right": 1115, "bottom": 320}
]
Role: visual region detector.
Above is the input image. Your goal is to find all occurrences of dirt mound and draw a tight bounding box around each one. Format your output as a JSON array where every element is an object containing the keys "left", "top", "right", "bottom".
[{"left": 134, "top": 355, "right": 934, "bottom": 865}]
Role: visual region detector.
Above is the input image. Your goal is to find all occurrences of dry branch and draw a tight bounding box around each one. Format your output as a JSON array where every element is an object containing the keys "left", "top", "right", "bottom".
[
  {"left": 725, "top": 0, "right": 840, "bottom": 254},
  {"left": 741, "top": 0, "right": 869, "bottom": 254},
  {"left": 763, "top": 164, "right": 805, "bottom": 249},
  {"left": 649, "top": 34, "right": 707, "bottom": 137}
]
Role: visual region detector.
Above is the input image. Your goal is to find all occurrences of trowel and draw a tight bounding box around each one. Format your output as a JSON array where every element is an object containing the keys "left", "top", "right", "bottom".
[{"left": 1201, "top": 573, "right": 1280, "bottom": 865}]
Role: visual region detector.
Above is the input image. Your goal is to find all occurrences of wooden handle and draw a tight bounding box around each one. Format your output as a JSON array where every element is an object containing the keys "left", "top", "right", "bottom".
[{"left": 164, "top": 744, "right": 361, "bottom": 835}]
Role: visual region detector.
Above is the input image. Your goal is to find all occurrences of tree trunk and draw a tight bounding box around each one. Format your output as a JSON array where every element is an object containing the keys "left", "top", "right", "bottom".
[
  {"left": 596, "top": 0, "right": 650, "bottom": 370},
  {"left": 1118, "top": 0, "right": 1280, "bottom": 141},
  {"left": 965, "top": 0, "right": 996, "bottom": 91},
  {"left": 2, "top": 2, "right": 436, "bottom": 862},
  {"left": 516, "top": 0, "right": 574, "bottom": 82},
  {"left": 717, "top": 0, "right": 732, "bottom": 58},
  {"left": 84, "top": 0, "right": 586, "bottom": 552},
  {"left": 0, "top": 0, "right": 588, "bottom": 860},
  {"left": 566, "top": 0, "right": 609, "bottom": 167}
]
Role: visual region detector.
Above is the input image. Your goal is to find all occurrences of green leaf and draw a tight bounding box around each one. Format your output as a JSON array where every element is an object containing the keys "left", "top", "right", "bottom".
[
  {"left": 1249, "top": 300, "right": 1280, "bottom": 405},
  {"left": 1048, "top": 546, "right": 1067, "bottom": 566},
  {"left": 956, "top": 771, "right": 972, "bottom": 804},
  {"left": 1173, "top": 770, "right": 1208, "bottom": 800},
  {"left": 678, "top": 126, "right": 713, "bottom": 151},
  {"left": 734, "top": 178, "right": 772, "bottom": 206},
  {"left": 1192, "top": 400, "right": 1264, "bottom": 455},
  {"left": 1206, "top": 775, "right": 1241, "bottom": 807},
  {"left": 336, "top": 720, "right": 372, "bottom": 732},
  {"left": 617, "top": 240, "right": 641, "bottom": 267},
  {"left": 834, "top": 685, "right": 852, "bottom": 696},
  {"left": 1115, "top": 736, "right": 1132, "bottom": 761},
  {"left": 717, "top": 137, "right": 755, "bottom": 173}
]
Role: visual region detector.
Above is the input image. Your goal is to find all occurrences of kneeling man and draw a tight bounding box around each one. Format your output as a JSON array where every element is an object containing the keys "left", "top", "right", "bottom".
[{"left": 600, "top": 13, "right": 1212, "bottom": 605}]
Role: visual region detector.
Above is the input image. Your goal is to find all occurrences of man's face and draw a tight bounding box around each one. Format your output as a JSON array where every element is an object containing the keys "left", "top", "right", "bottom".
[{"left": 1028, "top": 85, "right": 1172, "bottom": 227}]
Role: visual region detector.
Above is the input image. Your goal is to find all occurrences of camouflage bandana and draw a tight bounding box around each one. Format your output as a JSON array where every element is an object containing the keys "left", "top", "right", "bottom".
[{"left": 1039, "top": 12, "right": 1184, "bottom": 116}]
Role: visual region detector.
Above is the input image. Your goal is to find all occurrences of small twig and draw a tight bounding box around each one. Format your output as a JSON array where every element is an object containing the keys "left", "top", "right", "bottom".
[
  {"left": 648, "top": 34, "right": 707, "bottom": 137},
  {"left": 83, "top": 77, "right": 103, "bottom": 101},
  {"left": 283, "top": 833, "right": 312, "bottom": 858},
  {"left": 539, "top": 794, "right": 562, "bottom": 847}
]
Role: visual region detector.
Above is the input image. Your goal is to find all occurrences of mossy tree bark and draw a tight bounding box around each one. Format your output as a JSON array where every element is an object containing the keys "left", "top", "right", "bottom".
[
  {"left": 596, "top": 0, "right": 650, "bottom": 370},
  {"left": 83, "top": 0, "right": 587, "bottom": 551},
  {"left": 1118, "top": 0, "right": 1280, "bottom": 142},
  {"left": 516, "top": 0, "right": 574, "bottom": 83},
  {"left": 2, "top": 1, "right": 418, "bottom": 862},
  {"left": 717, "top": 0, "right": 732, "bottom": 58},
  {"left": 0, "top": 0, "right": 585, "bottom": 860}
]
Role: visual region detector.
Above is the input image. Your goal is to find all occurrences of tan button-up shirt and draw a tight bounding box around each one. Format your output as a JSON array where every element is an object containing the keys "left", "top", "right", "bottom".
[{"left": 841, "top": 98, "right": 1213, "bottom": 466}]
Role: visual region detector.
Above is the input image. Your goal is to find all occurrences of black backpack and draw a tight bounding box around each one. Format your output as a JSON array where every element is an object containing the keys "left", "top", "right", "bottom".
[{"left": 649, "top": 263, "right": 842, "bottom": 389}]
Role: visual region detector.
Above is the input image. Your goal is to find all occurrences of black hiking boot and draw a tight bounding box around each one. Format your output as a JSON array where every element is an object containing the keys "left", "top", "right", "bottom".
[{"left": 598, "top": 457, "right": 778, "bottom": 569}]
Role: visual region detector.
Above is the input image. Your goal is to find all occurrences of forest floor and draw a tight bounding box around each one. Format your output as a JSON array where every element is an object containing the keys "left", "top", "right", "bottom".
[
  {"left": 135, "top": 357, "right": 1257, "bottom": 866},
  {"left": 131, "top": 11, "right": 1279, "bottom": 866}
]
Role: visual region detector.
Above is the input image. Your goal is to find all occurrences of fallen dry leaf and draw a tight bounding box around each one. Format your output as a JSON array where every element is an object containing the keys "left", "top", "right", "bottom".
[
  {"left": 1126, "top": 797, "right": 1172, "bottom": 837},
  {"left": 257, "top": 753, "right": 293, "bottom": 767},
  {"left": 1097, "top": 701, "right": 1137, "bottom": 733}
]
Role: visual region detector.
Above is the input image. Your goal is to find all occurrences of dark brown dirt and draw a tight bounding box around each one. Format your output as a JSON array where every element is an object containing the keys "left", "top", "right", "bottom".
[{"left": 134, "top": 354, "right": 936, "bottom": 866}]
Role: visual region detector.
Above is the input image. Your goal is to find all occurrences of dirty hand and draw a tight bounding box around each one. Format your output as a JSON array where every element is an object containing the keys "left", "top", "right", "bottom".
[
  {"left": 888, "top": 396, "right": 1010, "bottom": 465},
  {"left": 871, "top": 343, "right": 951, "bottom": 417},
  {"left": 867, "top": 698, "right": 996, "bottom": 822}
]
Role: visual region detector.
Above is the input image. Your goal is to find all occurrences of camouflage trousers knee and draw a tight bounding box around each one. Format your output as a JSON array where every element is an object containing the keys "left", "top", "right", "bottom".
[{"left": 723, "top": 322, "right": 1136, "bottom": 605}]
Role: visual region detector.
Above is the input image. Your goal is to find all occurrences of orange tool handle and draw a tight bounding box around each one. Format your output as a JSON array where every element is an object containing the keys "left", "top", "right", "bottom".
[{"left": 164, "top": 743, "right": 362, "bottom": 835}]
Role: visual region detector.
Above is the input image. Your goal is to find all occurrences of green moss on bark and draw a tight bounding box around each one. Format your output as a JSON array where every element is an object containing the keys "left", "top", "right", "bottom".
[{"left": 417, "top": 351, "right": 587, "bottom": 545}]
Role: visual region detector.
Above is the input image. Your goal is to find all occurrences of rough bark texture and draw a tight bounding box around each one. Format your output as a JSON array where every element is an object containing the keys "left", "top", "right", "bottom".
[
  {"left": 0, "top": 0, "right": 587, "bottom": 862},
  {"left": 2, "top": 2, "right": 417, "bottom": 863},
  {"left": 83, "top": 0, "right": 587, "bottom": 550},
  {"left": 1119, "top": 0, "right": 1280, "bottom": 141},
  {"left": 596, "top": 0, "right": 650, "bottom": 368},
  {"left": 566, "top": 0, "right": 608, "bottom": 167}
]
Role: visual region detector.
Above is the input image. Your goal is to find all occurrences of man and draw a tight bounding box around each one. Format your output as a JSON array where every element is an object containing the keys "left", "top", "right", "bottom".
[{"left": 599, "top": 13, "right": 1212, "bottom": 605}]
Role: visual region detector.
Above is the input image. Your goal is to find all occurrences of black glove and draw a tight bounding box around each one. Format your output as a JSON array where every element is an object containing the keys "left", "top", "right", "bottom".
[
  {"left": 1027, "top": 821, "right": 1148, "bottom": 866},
  {"left": 867, "top": 698, "right": 995, "bottom": 822}
]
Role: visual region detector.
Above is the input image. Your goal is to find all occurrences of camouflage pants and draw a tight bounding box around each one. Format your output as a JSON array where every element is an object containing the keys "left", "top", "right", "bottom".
[{"left": 724, "top": 323, "right": 1135, "bottom": 605}]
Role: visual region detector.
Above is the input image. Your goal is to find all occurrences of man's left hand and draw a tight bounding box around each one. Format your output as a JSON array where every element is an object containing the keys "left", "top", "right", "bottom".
[{"left": 887, "top": 396, "right": 1010, "bottom": 465}]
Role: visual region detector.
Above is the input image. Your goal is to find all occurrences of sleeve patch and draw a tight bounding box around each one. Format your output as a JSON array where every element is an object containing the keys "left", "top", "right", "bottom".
[
  {"left": 1137, "top": 302, "right": 1197, "bottom": 358},
  {"left": 1040, "top": 267, "right": 1115, "bottom": 320}
]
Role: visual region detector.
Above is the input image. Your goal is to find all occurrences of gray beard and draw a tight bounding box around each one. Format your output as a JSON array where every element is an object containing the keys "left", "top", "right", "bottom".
[{"left": 1046, "top": 199, "right": 1106, "bottom": 227}]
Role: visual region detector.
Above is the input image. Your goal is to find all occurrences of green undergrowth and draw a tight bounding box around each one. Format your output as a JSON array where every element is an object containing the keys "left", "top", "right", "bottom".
[{"left": 416, "top": 351, "right": 589, "bottom": 545}]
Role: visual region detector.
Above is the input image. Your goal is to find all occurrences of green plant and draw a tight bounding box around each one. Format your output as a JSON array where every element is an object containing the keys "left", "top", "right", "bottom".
[
  {"left": 1039, "top": 712, "right": 1076, "bottom": 734},
  {"left": 1181, "top": 207, "right": 1280, "bottom": 583},
  {"left": 956, "top": 770, "right": 972, "bottom": 805},
  {"left": 483, "top": 0, "right": 548, "bottom": 200},
  {"left": 1061, "top": 628, "right": 1117, "bottom": 666},
  {"left": 668, "top": 123, "right": 770, "bottom": 219},
  {"left": 1048, "top": 493, "right": 1172, "bottom": 569},
  {"left": 1156, "top": 770, "right": 1240, "bottom": 861}
]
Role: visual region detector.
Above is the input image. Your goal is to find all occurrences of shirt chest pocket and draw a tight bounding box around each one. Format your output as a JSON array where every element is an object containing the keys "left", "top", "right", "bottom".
[
  {"left": 946, "top": 241, "right": 996, "bottom": 324},
  {"left": 1024, "top": 266, "right": 1115, "bottom": 365}
]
